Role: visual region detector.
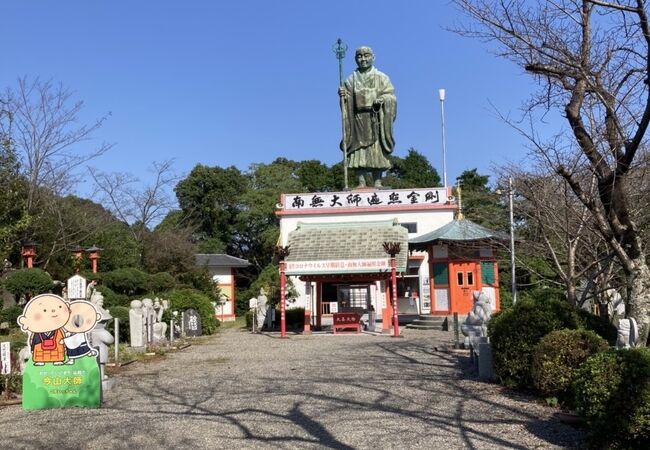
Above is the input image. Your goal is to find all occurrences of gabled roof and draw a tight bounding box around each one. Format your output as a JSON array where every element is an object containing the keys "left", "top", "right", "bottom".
[
  {"left": 286, "top": 220, "right": 408, "bottom": 275},
  {"left": 409, "top": 218, "right": 509, "bottom": 249},
  {"left": 195, "top": 254, "right": 251, "bottom": 268}
]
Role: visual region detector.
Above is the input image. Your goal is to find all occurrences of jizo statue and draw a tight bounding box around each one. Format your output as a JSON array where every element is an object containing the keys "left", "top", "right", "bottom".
[{"left": 339, "top": 46, "right": 397, "bottom": 188}]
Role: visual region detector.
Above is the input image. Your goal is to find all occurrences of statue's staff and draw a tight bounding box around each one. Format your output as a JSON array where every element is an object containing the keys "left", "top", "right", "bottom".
[{"left": 333, "top": 38, "right": 349, "bottom": 189}]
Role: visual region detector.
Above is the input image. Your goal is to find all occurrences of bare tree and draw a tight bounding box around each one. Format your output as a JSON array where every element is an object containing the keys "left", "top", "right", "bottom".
[
  {"left": 454, "top": 0, "right": 650, "bottom": 344},
  {"left": 0, "top": 77, "right": 112, "bottom": 209},
  {"left": 89, "top": 159, "right": 179, "bottom": 243}
]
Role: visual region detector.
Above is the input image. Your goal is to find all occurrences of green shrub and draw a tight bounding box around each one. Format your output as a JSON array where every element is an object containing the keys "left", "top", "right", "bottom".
[
  {"left": 0, "top": 306, "right": 23, "bottom": 328},
  {"left": 147, "top": 272, "right": 176, "bottom": 294},
  {"left": 573, "top": 348, "right": 650, "bottom": 449},
  {"left": 107, "top": 306, "right": 130, "bottom": 344},
  {"left": 488, "top": 295, "right": 615, "bottom": 389},
  {"left": 531, "top": 329, "right": 608, "bottom": 403},
  {"left": 2, "top": 268, "right": 52, "bottom": 297},
  {"left": 102, "top": 268, "right": 148, "bottom": 296},
  {"left": 278, "top": 307, "right": 305, "bottom": 330},
  {"left": 97, "top": 285, "right": 130, "bottom": 308},
  {"left": 162, "top": 288, "right": 219, "bottom": 335}
]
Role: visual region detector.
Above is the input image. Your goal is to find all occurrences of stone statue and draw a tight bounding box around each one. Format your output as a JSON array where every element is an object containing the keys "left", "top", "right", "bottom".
[
  {"left": 461, "top": 291, "right": 493, "bottom": 346},
  {"left": 152, "top": 297, "right": 168, "bottom": 343},
  {"left": 142, "top": 298, "right": 156, "bottom": 344},
  {"left": 129, "top": 300, "right": 146, "bottom": 348},
  {"left": 257, "top": 288, "right": 268, "bottom": 331},
  {"left": 339, "top": 46, "right": 396, "bottom": 188},
  {"left": 88, "top": 292, "right": 114, "bottom": 382},
  {"left": 616, "top": 317, "right": 639, "bottom": 349}
]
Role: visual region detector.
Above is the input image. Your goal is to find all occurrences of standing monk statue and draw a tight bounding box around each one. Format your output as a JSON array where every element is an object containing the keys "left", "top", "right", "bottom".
[{"left": 339, "top": 46, "right": 397, "bottom": 188}]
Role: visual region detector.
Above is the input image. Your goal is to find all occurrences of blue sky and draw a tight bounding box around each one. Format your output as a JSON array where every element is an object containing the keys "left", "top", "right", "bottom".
[{"left": 2, "top": 0, "right": 539, "bottom": 194}]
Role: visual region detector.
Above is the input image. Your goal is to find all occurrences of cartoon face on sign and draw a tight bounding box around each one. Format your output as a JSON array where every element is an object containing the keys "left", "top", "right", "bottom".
[
  {"left": 17, "top": 294, "right": 71, "bottom": 366},
  {"left": 62, "top": 301, "right": 100, "bottom": 361}
]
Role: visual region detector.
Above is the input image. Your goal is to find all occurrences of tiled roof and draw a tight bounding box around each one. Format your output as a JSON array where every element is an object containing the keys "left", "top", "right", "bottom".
[
  {"left": 195, "top": 254, "right": 251, "bottom": 268},
  {"left": 286, "top": 220, "right": 408, "bottom": 272},
  {"left": 409, "top": 219, "right": 509, "bottom": 248}
]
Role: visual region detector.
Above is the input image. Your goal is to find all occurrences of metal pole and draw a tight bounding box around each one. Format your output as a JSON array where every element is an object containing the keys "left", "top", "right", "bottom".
[
  {"left": 509, "top": 176, "right": 517, "bottom": 304},
  {"left": 439, "top": 89, "right": 448, "bottom": 188},
  {"left": 453, "top": 313, "right": 460, "bottom": 349},
  {"left": 114, "top": 318, "right": 119, "bottom": 365},
  {"left": 334, "top": 38, "right": 349, "bottom": 189}
]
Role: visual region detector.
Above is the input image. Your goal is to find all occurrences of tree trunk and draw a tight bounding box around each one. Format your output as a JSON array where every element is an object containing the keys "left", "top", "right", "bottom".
[{"left": 629, "top": 258, "right": 650, "bottom": 346}]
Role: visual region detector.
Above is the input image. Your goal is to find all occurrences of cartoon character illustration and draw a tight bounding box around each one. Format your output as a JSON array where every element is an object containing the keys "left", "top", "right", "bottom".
[
  {"left": 63, "top": 300, "right": 101, "bottom": 364},
  {"left": 17, "top": 294, "right": 71, "bottom": 366}
]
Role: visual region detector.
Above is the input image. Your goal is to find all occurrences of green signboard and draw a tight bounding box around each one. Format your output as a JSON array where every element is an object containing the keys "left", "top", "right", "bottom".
[
  {"left": 17, "top": 292, "right": 103, "bottom": 410},
  {"left": 22, "top": 355, "right": 101, "bottom": 410}
]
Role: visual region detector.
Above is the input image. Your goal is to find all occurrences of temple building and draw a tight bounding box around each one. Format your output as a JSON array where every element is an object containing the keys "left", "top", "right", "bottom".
[
  {"left": 195, "top": 254, "right": 250, "bottom": 322},
  {"left": 276, "top": 186, "right": 507, "bottom": 333}
]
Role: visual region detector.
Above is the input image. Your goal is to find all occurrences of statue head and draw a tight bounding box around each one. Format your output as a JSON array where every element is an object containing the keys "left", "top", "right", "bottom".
[{"left": 355, "top": 46, "right": 374, "bottom": 72}]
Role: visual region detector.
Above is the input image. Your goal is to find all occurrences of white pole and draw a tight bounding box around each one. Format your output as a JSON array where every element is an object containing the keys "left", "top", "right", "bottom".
[
  {"left": 439, "top": 89, "right": 448, "bottom": 187},
  {"left": 509, "top": 176, "right": 517, "bottom": 304},
  {"left": 114, "top": 318, "right": 119, "bottom": 365}
]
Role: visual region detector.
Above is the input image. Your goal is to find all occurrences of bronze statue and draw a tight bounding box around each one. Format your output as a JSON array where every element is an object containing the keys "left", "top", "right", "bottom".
[{"left": 339, "top": 46, "right": 396, "bottom": 188}]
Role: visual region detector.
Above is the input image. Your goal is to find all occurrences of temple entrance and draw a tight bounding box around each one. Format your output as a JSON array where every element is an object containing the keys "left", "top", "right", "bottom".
[{"left": 450, "top": 261, "right": 477, "bottom": 313}]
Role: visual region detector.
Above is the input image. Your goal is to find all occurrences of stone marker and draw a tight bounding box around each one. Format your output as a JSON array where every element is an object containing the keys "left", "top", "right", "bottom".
[
  {"left": 129, "top": 300, "right": 145, "bottom": 348},
  {"left": 184, "top": 308, "right": 202, "bottom": 337}
]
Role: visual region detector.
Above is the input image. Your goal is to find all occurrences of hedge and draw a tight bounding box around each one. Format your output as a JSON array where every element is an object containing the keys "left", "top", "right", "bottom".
[
  {"left": 531, "top": 328, "right": 608, "bottom": 404},
  {"left": 573, "top": 348, "right": 650, "bottom": 449},
  {"left": 162, "top": 288, "right": 219, "bottom": 335},
  {"left": 487, "top": 295, "right": 615, "bottom": 389}
]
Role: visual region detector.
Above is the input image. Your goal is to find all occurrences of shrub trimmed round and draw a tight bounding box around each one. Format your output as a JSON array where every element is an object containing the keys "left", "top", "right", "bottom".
[
  {"left": 532, "top": 328, "right": 608, "bottom": 403},
  {"left": 147, "top": 272, "right": 176, "bottom": 294},
  {"left": 2, "top": 268, "right": 52, "bottom": 297},
  {"left": 573, "top": 348, "right": 650, "bottom": 449},
  {"left": 162, "top": 288, "right": 218, "bottom": 335},
  {"left": 103, "top": 268, "right": 148, "bottom": 296},
  {"left": 487, "top": 296, "right": 614, "bottom": 389}
]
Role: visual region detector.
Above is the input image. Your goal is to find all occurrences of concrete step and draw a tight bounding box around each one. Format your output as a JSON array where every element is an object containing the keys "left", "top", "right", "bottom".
[{"left": 406, "top": 315, "right": 448, "bottom": 331}]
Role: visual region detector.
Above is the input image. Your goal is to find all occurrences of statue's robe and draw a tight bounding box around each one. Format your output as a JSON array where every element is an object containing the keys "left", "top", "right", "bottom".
[{"left": 341, "top": 67, "right": 396, "bottom": 170}]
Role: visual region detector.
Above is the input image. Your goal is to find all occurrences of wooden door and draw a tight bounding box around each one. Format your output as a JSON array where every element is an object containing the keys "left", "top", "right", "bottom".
[{"left": 450, "top": 262, "right": 477, "bottom": 313}]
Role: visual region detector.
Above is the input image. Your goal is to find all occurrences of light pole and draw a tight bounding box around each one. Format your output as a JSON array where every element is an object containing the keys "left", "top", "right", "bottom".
[
  {"left": 508, "top": 177, "right": 517, "bottom": 304},
  {"left": 439, "top": 89, "right": 448, "bottom": 187}
]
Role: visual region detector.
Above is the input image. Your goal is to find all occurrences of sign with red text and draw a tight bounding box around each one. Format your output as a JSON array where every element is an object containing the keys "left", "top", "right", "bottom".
[{"left": 285, "top": 258, "right": 389, "bottom": 275}]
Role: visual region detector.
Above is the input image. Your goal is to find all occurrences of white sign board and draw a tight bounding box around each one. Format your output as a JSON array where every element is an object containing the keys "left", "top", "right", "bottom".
[
  {"left": 67, "top": 274, "right": 87, "bottom": 300},
  {"left": 249, "top": 298, "right": 258, "bottom": 309},
  {"left": 330, "top": 302, "right": 339, "bottom": 313},
  {"left": 282, "top": 187, "right": 448, "bottom": 211},
  {"left": 0, "top": 341, "right": 10, "bottom": 375}
]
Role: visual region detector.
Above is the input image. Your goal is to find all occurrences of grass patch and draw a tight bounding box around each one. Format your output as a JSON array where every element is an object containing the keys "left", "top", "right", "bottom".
[{"left": 219, "top": 316, "right": 246, "bottom": 331}]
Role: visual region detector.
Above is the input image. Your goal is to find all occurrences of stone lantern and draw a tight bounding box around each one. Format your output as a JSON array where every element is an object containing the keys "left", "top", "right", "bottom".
[
  {"left": 86, "top": 246, "right": 102, "bottom": 274},
  {"left": 21, "top": 242, "right": 36, "bottom": 268},
  {"left": 70, "top": 244, "right": 85, "bottom": 273}
]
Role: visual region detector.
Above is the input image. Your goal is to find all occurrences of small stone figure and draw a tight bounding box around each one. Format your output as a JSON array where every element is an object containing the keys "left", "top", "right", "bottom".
[
  {"left": 338, "top": 46, "right": 396, "bottom": 188},
  {"left": 461, "top": 291, "right": 493, "bottom": 347},
  {"left": 616, "top": 317, "right": 639, "bottom": 349}
]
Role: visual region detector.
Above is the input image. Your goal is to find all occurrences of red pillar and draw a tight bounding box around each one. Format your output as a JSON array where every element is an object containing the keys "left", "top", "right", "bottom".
[
  {"left": 280, "top": 259, "right": 287, "bottom": 337},
  {"left": 391, "top": 254, "right": 400, "bottom": 337}
]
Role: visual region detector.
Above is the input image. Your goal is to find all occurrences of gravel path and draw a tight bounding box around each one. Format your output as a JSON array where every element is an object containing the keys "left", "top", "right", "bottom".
[{"left": 1, "top": 327, "right": 586, "bottom": 449}]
